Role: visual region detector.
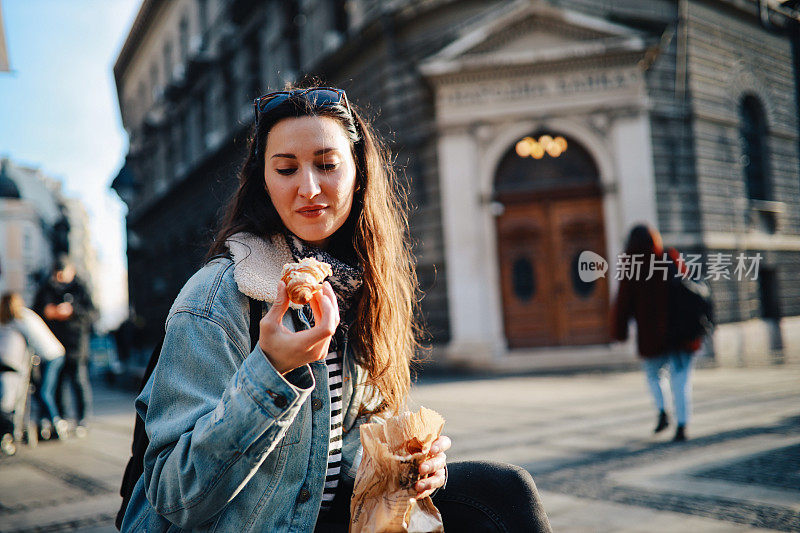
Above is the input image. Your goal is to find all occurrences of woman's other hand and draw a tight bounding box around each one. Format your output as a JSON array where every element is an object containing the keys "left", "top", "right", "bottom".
[
  {"left": 258, "top": 280, "right": 340, "bottom": 374},
  {"left": 415, "top": 435, "right": 451, "bottom": 499}
]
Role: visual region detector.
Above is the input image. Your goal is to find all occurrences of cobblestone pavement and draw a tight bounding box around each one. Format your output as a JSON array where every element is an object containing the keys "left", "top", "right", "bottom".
[
  {"left": 0, "top": 381, "right": 133, "bottom": 533},
  {"left": 409, "top": 362, "right": 800, "bottom": 532},
  {"left": 0, "top": 362, "right": 798, "bottom": 532},
  {"left": 694, "top": 442, "right": 800, "bottom": 491}
]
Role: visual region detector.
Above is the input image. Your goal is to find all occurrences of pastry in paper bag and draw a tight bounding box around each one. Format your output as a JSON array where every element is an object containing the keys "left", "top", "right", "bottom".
[{"left": 349, "top": 407, "right": 445, "bottom": 533}]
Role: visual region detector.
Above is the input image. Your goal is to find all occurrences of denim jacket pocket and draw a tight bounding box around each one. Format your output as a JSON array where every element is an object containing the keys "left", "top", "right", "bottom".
[{"left": 278, "top": 398, "right": 305, "bottom": 447}]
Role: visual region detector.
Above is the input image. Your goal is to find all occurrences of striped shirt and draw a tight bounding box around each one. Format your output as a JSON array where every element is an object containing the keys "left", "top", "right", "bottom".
[{"left": 319, "top": 349, "right": 344, "bottom": 510}]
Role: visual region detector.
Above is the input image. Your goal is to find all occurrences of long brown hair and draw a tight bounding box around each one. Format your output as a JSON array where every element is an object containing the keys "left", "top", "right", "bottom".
[
  {"left": 0, "top": 292, "right": 24, "bottom": 324},
  {"left": 625, "top": 223, "right": 664, "bottom": 256},
  {"left": 208, "top": 83, "right": 420, "bottom": 417}
]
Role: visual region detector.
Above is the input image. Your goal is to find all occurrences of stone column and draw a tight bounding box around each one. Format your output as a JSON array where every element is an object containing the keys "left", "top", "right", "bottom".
[
  {"left": 437, "top": 128, "right": 500, "bottom": 366},
  {"left": 610, "top": 112, "right": 658, "bottom": 236}
]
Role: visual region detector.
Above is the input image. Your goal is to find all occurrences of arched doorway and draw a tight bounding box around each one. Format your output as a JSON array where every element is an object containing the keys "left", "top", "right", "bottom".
[{"left": 494, "top": 133, "right": 610, "bottom": 348}]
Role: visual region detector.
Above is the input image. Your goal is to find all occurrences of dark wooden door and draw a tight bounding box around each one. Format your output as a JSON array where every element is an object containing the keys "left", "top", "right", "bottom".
[
  {"left": 497, "top": 197, "right": 610, "bottom": 348},
  {"left": 497, "top": 203, "right": 557, "bottom": 348}
]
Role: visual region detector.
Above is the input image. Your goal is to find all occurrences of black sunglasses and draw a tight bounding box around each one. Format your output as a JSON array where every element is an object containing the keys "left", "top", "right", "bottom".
[{"left": 252, "top": 87, "right": 351, "bottom": 158}]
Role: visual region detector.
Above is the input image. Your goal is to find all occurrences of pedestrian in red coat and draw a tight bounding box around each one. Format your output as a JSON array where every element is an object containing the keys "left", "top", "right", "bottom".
[{"left": 611, "top": 224, "right": 701, "bottom": 441}]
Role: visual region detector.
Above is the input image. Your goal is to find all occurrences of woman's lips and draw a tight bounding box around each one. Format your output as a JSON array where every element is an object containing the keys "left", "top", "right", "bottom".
[{"left": 296, "top": 205, "right": 327, "bottom": 218}]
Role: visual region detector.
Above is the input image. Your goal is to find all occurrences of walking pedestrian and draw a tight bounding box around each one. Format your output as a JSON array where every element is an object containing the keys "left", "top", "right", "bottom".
[
  {"left": 0, "top": 294, "right": 31, "bottom": 452},
  {"left": 33, "top": 257, "right": 97, "bottom": 436},
  {"left": 119, "top": 84, "right": 552, "bottom": 532},
  {"left": 611, "top": 224, "right": 702, "bottom": 441},
  {"left": 0, "top": 292, "right": 67, "bottom": 440}
]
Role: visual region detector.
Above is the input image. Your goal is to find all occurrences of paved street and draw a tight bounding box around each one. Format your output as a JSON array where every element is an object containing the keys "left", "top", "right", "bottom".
[{"left": 1, "top": 362, "right": 798, "bottom": 532}]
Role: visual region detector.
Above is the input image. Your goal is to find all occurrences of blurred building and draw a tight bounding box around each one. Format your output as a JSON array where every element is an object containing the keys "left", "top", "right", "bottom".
[
  {"left": 0, "top": 158, "right": 62, "bottom": 304},
  {"left": 112, "top": 0, "right": 800, "bottom": 368},
  {"left": 0, "top": 157, "right": 98, "bottom": 305},
  {"left": 0, "top": 0, "right": 9, "bottom": 72},
  {"left": 61, "top": 197, "right": 100, "bottom": 300}
]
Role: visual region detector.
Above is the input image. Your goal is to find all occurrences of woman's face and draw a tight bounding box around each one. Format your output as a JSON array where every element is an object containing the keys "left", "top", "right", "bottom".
[{"left": 264, "top": 116, "right": 357, "bottom": 248}]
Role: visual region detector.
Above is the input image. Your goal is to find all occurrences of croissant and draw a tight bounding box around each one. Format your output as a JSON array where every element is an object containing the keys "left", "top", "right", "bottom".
[{"left": 281, "top": 257, "right": 333, "bottom": 305}]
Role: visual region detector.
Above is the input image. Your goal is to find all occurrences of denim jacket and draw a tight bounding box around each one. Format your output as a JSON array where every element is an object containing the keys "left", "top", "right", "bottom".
[{"left": 121, "top": 233, "right": 376, "bottom": 532}]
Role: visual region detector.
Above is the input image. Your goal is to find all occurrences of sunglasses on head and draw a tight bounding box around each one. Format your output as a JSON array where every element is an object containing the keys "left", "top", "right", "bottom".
[{"left": 252, "top": 87, "right": 351, "bottom": 158}]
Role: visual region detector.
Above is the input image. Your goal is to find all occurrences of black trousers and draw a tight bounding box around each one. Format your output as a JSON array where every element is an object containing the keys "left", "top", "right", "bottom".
[
  {"left": 315, "top": 460, "right": 552, "bottom": 532},
  {"left": 56, "top": 358, "right": 92, "bottom": 423}
]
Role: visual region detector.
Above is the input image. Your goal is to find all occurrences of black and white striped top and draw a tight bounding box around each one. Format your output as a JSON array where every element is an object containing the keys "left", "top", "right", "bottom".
[{"left": 320, "top": 349, "right": 344, "bottom": 510}]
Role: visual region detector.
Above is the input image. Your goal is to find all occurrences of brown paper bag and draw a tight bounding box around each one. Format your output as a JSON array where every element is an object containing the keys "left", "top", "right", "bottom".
[{"left": 349, "top": 407, "right": 446, "bottom": 533}]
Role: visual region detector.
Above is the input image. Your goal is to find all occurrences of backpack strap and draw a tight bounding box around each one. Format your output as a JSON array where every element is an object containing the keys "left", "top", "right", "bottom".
[
  {"left": 248, "top": 297, "right": 261, "bottom": 352},
  {"left": 115, "top": 336, "right": 164, "bottom": 529},
  {"left": 117, "top": 296, "right": 263, "bottom": 530}
]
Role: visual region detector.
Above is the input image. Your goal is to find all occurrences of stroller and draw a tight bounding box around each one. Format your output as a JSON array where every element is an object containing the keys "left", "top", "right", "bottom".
[{"left": 0, "top": 326, "right": 39, "bottom": 455}]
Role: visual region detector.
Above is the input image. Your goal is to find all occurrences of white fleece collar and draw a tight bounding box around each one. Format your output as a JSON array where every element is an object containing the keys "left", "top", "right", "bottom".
[{"left": 227, "top": 232, "right": 298, "bottom": 307}]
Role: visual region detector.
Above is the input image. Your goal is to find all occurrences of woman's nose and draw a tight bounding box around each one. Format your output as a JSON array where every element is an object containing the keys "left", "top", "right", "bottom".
[{"left": 297, "top": 168, "right": 321, "bottom": 199}]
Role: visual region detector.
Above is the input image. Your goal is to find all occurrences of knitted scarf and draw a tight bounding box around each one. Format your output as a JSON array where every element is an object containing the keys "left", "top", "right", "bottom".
[{"left": 284, "top": 232, "right": 363, "bottom": 320}]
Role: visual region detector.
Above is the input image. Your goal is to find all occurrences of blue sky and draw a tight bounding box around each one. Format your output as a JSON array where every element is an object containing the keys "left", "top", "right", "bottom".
[{"left": 0, "top": 0, "right": 141, "bottom": 329}]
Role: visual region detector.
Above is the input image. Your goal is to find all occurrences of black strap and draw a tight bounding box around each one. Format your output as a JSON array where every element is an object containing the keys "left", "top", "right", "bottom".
[
  {"left": 249, "top": 297, "right": 261, "bottom": 352},
  {"left": 116, "top": 297, "right": 263, "bottom": 530},
  {"left": 115, "top": 337, "right": 163, "bottom": 529}
]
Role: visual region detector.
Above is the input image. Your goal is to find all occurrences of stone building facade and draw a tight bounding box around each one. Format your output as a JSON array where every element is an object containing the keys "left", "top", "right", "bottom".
[
  {"left": 0, "top": 158, "right": 98, "bottom": 305},
  {"left": 113, "top": 0, "right": 800, "bottom": 368},
  {"left": 0, "top": 160, "right": 54, "bottom": 305}
]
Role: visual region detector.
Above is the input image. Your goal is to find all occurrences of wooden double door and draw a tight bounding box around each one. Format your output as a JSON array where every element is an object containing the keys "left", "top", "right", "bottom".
[{"left": 496, "top": 196, "right": 610, "bottom": 349}]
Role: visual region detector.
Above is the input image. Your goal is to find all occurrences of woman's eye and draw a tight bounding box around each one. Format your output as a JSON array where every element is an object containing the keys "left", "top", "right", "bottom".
[
  {"left": 276, "top": 168, "right": 297, "bottom": 175},
  {"left": 317, "top": 163, "right": 339, "bottom": 172}
]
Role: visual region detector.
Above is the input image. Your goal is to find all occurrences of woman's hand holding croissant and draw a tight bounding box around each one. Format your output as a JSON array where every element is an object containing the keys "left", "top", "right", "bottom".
[{"left": 258, "top": 280, "right": 340, "bottom": 374}]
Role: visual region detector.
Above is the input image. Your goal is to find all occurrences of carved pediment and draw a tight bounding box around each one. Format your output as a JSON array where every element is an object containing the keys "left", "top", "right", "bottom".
[
  {"left": 466, "top": 14, "right": 622, "bottom": 57},
  {"left": 421, "top": 1, "right": 650, "bottom": 78}
]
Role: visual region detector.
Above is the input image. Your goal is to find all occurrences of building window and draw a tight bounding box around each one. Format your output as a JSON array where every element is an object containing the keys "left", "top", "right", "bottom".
[
  {"left": 210, "top": 82, "right": 223, "bottom": 142},
  {"left": 164, "top": 41, "right": 173, "bottom": 82},
  {"left": 246, "top": 33, "right": 261, "bottom": 100},
  {"left": 739, "top": 95, "right": 771, "bottom": 201},
  {"left": 283, "top": 0, "right": 301, "bottom": 72},
  {"left": 758, "top": 267, "right": 781, "bottom": 319},
  {"left": 22, "top": 227, "right": 33, "bottom": 269},
  {"left": 223, "top": 65, "right": 237, "bottom": 130},
  {"left": 334, "top": 0, "right": 348, "bottom": 34},
  {"left": 179, "top": 15, "right": 190, "bottom": 60},
  {"left": 199, "top": 87, "right": 208, "bottom": 147},
  {"left": 177, "top": 113, "right": 186, "bottom": 167},
  {"left": 160, "top": 131, "right": 172, "bottom": 186},
  {"left": 198, "top": 0, "right": 209, "bottom": 37},
  {"left": 182, "top": 111, "right": 192, "bottom": 166},
  {"left": 150, "top": 64, "right": 159, "bottom": 101},
  {"left": 172, "top": 123, "right": 182, "bottom": 175},
  {"left": 138, "top": 82, "right": 146, "bottom": 116},
  {"left": 407, "top": 155, "right": 427, "bottom": 204}
]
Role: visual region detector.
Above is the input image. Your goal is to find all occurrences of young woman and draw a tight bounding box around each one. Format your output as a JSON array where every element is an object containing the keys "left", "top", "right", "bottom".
[
  {"left": 121, "top": 86, "right": 551, "bottom": 532},
  {"left": 0, "top": 292, "right": 67, "bottom": 442},
  {"left": 611, "top": 224, "right": 701, "bottom": 442}
]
